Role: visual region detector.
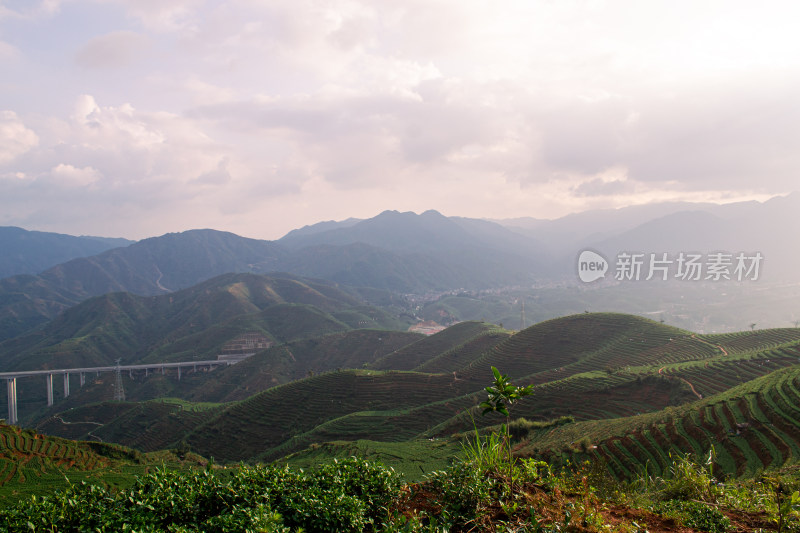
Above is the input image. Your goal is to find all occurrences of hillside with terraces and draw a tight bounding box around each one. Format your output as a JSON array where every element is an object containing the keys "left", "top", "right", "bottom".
[{"left": 26, "top": 312, "right": 800, "bottom": 483}]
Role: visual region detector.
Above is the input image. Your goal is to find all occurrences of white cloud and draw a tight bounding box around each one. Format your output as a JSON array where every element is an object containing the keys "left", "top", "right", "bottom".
[
  {"left": 0, "top": 111, "right": 38, "bottom": 164},
  {"left": 50, "top": 163, "right": 101, "bottom": 186}
]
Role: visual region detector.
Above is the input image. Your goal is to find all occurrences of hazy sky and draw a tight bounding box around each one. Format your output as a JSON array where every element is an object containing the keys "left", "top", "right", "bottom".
[{"left": 1, "top": 0, "right": 798, "bottom": 240}]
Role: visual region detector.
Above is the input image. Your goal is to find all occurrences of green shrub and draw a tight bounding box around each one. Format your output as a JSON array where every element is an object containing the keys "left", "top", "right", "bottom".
[
  {"left": 425, "top": 462, "right": 496, "bottom": 527},
  {"left": 315, "top": 457, "right": 401, "bottom": 522},
  {"left": 0, "top": 457, "right": 402, "bottom": 533},
  {"left": 202, "top": 504, "right": 290, "bottom": 533},
  {"left": 654, "top": 500, "right": 730, "bottom": 532}
]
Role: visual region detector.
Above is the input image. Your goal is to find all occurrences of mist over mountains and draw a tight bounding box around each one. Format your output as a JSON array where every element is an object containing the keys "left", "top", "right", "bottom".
[{"left": 0, "top": 194, "right": 798, "bottom": 346}]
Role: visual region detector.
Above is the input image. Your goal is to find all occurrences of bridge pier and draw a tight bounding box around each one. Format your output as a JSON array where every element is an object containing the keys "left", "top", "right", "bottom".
[
  {"left": 46, "top": 374, "right": 53, "bottom": 406},
  {"left": 1, "top": 359, "right": 230, "bottom": 418},
  {"left": 6, "top": 378, "right": 17, "bottom": 425}
]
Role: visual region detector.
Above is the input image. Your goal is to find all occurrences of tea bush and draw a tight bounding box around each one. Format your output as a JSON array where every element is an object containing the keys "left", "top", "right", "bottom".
[{"left": 0, "top": 457, "right": 402, "bottom": 533}]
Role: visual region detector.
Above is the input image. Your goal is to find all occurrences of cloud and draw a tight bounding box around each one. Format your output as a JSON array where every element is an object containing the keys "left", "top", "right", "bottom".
[
  {"left": 192, "top": 158, "right": 231, "bottom": 186},
  {"left": 0, "top": 95, "right": 238, "bottom": 231},
  {"left": 2, "top": 0, "right": 800, "bottom": 238},
  {"left": 572, "top": 178, "right": 636, "bottom": 198},
  {"left": 108, "top": 0, "right": 202, "bottom": 32},
  {"left": 0, "top": 111, "right": 38, "bottom": 164},
  {"left": 75, "top": 31, "right": 150, "bottom": 69},
  {"left": 50, "top": 163, "right": 101, "bottom": 186}
]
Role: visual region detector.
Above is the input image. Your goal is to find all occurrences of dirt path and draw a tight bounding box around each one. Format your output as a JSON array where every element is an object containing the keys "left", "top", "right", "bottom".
[
  {"left": 48, "top": 415, "right": 106, "bottom": 442},
  {"left": 679, "top": 377, "right": 703, "bottom": 399},
  {"left": 154, "top": 266, "right": 170, "bottom": 292},
  {"left": 52, "top": 415, "right": 102, "bottom": 427},
  {"left": 692, "top": 334, "right": 729, "bottom": 355},
  {"left": 657, "top": 366, "right": 702, "bottom": 399}
]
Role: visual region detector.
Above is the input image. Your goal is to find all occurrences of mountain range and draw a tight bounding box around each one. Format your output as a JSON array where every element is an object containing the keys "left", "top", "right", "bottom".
[
  {"left": 1, "top": 193, "right": 798, "bottom": 345},
  {"left": 0, "top": 226, "right": 133, "bottom": 279}
]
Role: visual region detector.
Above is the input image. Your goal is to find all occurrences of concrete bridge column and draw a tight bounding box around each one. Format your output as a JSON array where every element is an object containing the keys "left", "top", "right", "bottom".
[
  {"left": 177, "top": 367, "right": 182, "bottom": 380},
  {"left": 46, "top": 374, "right": 54, "bottom": 406},
  {"left": 63, "top": 373, "right": 70, "bottom": 398},
  {"left": 80, "top": 373, "right": 85, "bottom": 387},
  {"left": 161, "top": 366, "right": 165, "bottom": 375},
  {"left": 6, "top": 378, "right": 17, "bottom": 425}
]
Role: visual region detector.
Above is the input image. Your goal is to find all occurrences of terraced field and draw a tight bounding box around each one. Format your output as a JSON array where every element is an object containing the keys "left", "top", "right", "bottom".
[
  {"left": 370, "top": 321, "right": 504, "bottom": 371},
  {"left": 425, "top": 372, "right": 696, "bottom": 437},
  {"left": 522, "top": 365, "right": 800, "bottom": 480},
  {"left": 657, "top": 346, "right": 800, "bottom": 397},
  {"left": 413, "top": 325, "right": 510, "bottom": 373},
  {"left": 701, "top": 328, "right": 800, "bottom": 355},
  {"left": 454, "top": 313, "right": 702, "bottom": 384},
  {"left": 182, "top": 328, "right": 422, "bottom": 402},
  {"left": 0, "top": 423, "right": 198, "bottom": 503},
  {"left": 32, "top": 313, "right": 800, "bottom": 479},
  {"left": 180, "top": 369, "right": 478, "bottom": 462}
]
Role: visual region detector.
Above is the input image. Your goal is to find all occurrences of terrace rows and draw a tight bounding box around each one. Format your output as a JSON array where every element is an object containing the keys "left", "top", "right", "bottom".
[{"left": 529, "top": 367, "right": 800, "bottom": 480}]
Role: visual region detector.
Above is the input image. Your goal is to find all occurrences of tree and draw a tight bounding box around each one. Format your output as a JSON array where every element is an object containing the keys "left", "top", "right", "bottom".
[
  {"left": 480, "top": 366, "right": 533, "bottom": 421},
  {"left": 479, "top": 366, "right": 533, "bottom": 488}
]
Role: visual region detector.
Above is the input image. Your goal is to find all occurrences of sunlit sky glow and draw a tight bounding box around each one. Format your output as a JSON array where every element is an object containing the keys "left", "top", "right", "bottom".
[{"left": 1, "top": 0, "right": 798, "bottom": 239}]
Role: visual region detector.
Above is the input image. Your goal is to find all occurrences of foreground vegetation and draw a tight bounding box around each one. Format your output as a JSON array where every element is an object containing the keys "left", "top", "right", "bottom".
[{"left": 2, "top": 441, "right": 800, "bottom": 532}]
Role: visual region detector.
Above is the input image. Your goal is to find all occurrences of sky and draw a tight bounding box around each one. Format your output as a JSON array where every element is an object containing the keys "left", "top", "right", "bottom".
[{"left": 1, "top": 0, "right": 798, "bottom": 240}]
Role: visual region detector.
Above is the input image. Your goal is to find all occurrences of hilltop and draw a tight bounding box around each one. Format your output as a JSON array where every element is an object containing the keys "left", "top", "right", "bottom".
[{"left": 0, "top": 226, "right": 133, "bottom": 279}]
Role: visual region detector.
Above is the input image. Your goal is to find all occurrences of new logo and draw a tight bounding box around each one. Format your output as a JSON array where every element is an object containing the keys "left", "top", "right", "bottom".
[{"left": 577, "top": 250, "right": 608, "bottom": 283}]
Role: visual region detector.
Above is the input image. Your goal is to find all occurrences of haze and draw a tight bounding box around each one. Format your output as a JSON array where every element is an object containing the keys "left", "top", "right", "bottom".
[{"left": 1, "top": 0, "right": 798, "bottom": 240}]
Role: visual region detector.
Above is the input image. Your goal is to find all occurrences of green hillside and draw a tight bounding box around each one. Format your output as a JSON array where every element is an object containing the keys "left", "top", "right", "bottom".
[
  {"left": 0, "top": 423, "right": 203, "bottom": 503},
  {"left": 519, "top": 364, "right": 800, "bottom": 480},
  {"left": 180, "top": 329, "right": 423, "bottom": 402},
  {"left": 0, "top": 272, "right": 411, "bottom": 372},
  {"left": 24, "top": 313, "right": 800, "bottom": 488},
  {"left": 454, "top": 313, "right": 694, "bottom": 383},
  {"left": 370, "top": 321, "right": 506, "bottom": 371}
]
